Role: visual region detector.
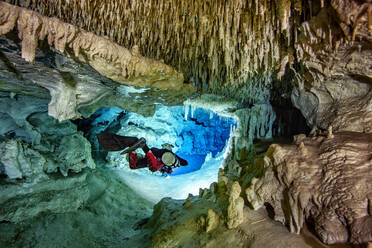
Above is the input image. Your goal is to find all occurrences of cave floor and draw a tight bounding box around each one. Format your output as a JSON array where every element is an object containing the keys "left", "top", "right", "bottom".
[
  {"left": 0, "top": 168, "right": 154, "bottom": 248},
  {"left": 0, "top": 166, "right": 357, "bottom": 248},
  {"left": 240, "top": 208, "right": 354, "bottom": 248}
]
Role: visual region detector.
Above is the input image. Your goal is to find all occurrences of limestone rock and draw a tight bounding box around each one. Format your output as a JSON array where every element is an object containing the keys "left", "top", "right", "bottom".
[
  {"left": 206, "top": 209, "right": 220, "bottom": 232},
  {"left": 292, "top": 15, "right": 372, "bottom": 129},
  {"left": 5, "top": 0, "right": 371, "bottom": 106},
  {"left": 0, "top": 171, "right": 89, "bottom": 223},
  {"left": 0, "top": 34, "right": 183, "bottom": 121},
  {"left": 55, "top": 134, "right": 95, "bottom": 176},
  {"left": 246, "top": 132, "right": 372, "bottom": 244},
  {"left": 0, "top": 139, "right": 46, "bottom": 180},
  {"left": 141, "top": 183, "right": 314, "bottom": 248},
  {"left": 246, "top": 178, "right": 264, "bottom": 210},
  {"left": 291, "top": 75, "right": 371, "bottom": 131},
  {"left": 227, "top": 181, "right": 244, "bottom": 229},
  {"left": 0, "top": 2, "right": 186, "bottom": 88},
  {"left": 4, "top": 0, "right": 285, "bottom": 101},
  {"left": 330, "top": 90, "right": 372, "bottom": 133},
  {"left": 225, "top": 159, "right": 242, "bottom": 178},
  {"left": 0, "top": 2, "right": 195, "bottom": 108},
  {"left": 0, "top": 94, "right": 95, "bottom": 178},
  {"left": 0, "top": 168, "right": 154, "bottom": 247},
  {"left": 146, "top": 197, "right": 207, "bottom": 248}
]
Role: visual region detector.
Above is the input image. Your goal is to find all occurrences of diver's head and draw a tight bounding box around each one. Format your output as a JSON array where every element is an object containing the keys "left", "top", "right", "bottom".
[
  {"left": 161, "top": 152, "right": 188, "bottom": 168},
  {"left": 162, "top": 152, "right": 176, "bottom": 166}
]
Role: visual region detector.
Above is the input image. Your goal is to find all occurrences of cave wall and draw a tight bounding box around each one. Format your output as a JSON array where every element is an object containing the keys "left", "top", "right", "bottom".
[
  {"left": 0, "top": 33, "right": 157, "bottom": 224},
  {"left": 0, "top": 92, "right": 95, "bottom": 222},
  {"left": 244, "top": 131, "right": 372, "bottom": 244}
]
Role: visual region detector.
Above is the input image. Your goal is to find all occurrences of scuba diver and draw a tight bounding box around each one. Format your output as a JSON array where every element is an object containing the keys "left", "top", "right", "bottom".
[{"left": 97, "top": 132, "right": 188, "bottom": 174}]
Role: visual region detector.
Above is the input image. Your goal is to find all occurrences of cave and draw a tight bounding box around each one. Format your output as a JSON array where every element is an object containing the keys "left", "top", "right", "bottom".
[
  {"left": 73, "top": 103, "right": 238, "bottom": 202},
  {"left": 0, "top": 1, "right": 371, "bottom": 248}
]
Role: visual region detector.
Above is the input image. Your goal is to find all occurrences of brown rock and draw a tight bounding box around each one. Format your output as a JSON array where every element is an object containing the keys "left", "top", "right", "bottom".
[
  {"left": 246, "top": 132, "right": 372, "bottom": 244},
  {"left": 206, "top": 209, "right": 220, "bottom": 232},
  {"left": 227, "top": 181, "right": 244, "bottom": 229},
  {"left": 5, "top": 0, "right": 369, "bottom": 103},
  {"left": 0, "top": 2, "right": 193, "bottom": 94},
  {"left": 330, "top": 91, "right": 372, "bottom": 133}
]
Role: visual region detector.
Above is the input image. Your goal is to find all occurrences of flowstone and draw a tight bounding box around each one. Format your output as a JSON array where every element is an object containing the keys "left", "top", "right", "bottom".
[{"left": 245, "top": 131, "right": 372, "bottom": 244}]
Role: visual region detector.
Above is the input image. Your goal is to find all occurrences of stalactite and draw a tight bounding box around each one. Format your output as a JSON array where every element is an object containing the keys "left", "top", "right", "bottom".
[
  {"left": 0, "top": 2, "right": 192, "bottom": 94},
  {"left": 2, "top": 0, "right": 370, "bottom": 103},
  {"left": 3, "top": 0, "right": 292, "bottom": 99}
]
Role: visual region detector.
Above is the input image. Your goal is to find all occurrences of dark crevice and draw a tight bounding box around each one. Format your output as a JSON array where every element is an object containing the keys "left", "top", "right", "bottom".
[
  {"left": 264, "top": 202, "right": 275, "bottom": 220},
  {"left": 270, "top": 66, "right": 310, "bottom": 138}
]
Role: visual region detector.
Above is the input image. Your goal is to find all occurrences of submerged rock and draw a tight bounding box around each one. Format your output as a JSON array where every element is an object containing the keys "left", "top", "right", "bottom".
[
  {"left": 0, "top": 171, "right": 89, "bottom": 223},
  {"left": 0, "top": 169, "right": 153, "bottom": 247},
  {"left": 227, "top": 181, "right": 244, "bottom": 229},
  {"left": 0, "top": 139, "right": 46, "bottom": 180},
  {"left": 140, "top": 172, "right": 319, "bottom": 248},
  {"left": 0, "top": 94, "right": 95, "bottom": 179},
  {"left": 245, "top": 131, "right": 372, "bottom": 244},
  {"left": 0, "top": 91, "right": 97, "bottom": 223}
]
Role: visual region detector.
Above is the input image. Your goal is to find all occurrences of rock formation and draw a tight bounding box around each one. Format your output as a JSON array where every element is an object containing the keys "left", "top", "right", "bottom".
[
  {"left": 0, "top": 2, "right": 193, "bottom": 93},
  {"left": 227, "top": 181, "right": 245, "bottom": 229},
  {"left": 245, "top": 131, "right": 372, "bottom": 244},
  {"left": 0, "top": 32, "right": 191, "bottom": 121},
  {"left": 0, "top": 93, "right": 95, "bottom": 222},
  {"left": 141, "top": 169, "right": 330, "bottom": 248},
  {"left": 4, "top": 0, "right": 371, "bottom": 104}
]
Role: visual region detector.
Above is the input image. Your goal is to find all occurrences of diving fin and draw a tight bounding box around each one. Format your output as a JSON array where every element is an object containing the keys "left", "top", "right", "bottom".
[{"left": 120, "top": 138, "right": 146, "bottom": 155}]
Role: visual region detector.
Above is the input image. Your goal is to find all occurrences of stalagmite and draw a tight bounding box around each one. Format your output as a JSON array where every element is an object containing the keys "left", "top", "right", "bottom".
[
  {"left": 206, "top": 209, "right": 220, "bottom": 232},
  {"left": 227, "top": 181, "right": 244, "bottom": 229},
  {"left": 327, "top": 125, "right": 334, "bottom": 139}
]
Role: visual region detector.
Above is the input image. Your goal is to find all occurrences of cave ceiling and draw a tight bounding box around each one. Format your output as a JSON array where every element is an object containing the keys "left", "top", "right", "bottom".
[{"left": 0, "top": 0, "right": 371, "bottom": 107}]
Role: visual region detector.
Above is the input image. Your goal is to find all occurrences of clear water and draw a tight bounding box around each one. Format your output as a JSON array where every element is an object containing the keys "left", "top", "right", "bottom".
[{"left": 86, "top": 104, "right": 237, "bottom": 202}]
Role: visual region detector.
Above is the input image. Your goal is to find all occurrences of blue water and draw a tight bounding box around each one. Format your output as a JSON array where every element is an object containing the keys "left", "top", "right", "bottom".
[
  {"left": 87, "top": 104, "right": 236, "bottom": 176},
  {"left": 171, "top": 154, "right": 206, "bottom": 175}
]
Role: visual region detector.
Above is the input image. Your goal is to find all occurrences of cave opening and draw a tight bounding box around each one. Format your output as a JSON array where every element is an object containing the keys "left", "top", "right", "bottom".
[{"left": 73, "top": 102, "right": 237, "bottom": 203}]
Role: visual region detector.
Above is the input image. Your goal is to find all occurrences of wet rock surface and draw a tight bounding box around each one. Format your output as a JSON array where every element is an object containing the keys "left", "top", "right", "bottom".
[
  {"left": 0, "top": 169, "right": 153, "bottom": 247},
  {"left": 0, "top": 2, "right": 195, "bottom": 111},
  {"left": 0, "top": 92, "right": 95, "bottom": 222},
  {"left": 246, "top": 131, "right": 372, "bottom": 244}
]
